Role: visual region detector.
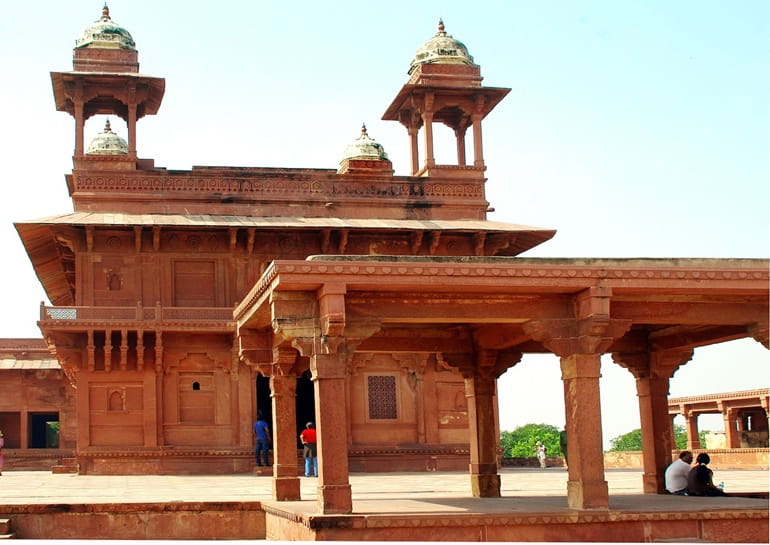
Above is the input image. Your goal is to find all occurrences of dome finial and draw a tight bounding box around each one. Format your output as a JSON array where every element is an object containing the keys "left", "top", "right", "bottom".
[
  {"left": 361, "top": 123, "right": 367, "bottom": 135},
  {"left": 102, "top": 3, "right": 110, "bottom": 21},
  {"left": 438, "top": 18, "right": 445, "bottom": 34},
  {"left": 104, "top": 118, "right": 112, "bottom": 132}
]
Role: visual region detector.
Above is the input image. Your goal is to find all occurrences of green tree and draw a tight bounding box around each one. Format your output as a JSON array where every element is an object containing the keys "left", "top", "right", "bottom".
[
  {"left": 610, "top": 424, "right": 710, "bottom": 452},
  {"left": 500, "top": 423, "right": 562, "bottom": 457}
]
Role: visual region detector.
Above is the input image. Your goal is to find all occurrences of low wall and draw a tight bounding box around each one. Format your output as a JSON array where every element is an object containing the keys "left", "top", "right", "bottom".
[
  {"left": 0, "top": 502, "right": 266, "bottom": 540},
  {"left": 604, "top": 449, "right": 769, "bottom": 470},
  {"left": 501, "top": 449, "right": 768, "bottom": 471},
  {"left": 1, "top": 449, "right": 73, "bottom": 471}
]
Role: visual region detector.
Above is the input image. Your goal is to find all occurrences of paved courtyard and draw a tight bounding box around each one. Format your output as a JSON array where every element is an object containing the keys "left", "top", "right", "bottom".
[{"left": 0, "top": 467, "right": 765, "bottom": 505}]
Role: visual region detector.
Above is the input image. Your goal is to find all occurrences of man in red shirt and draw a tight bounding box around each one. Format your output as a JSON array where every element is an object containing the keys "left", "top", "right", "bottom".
[{"left": 299, "top": 422, "right": 318, "bottom": 477}]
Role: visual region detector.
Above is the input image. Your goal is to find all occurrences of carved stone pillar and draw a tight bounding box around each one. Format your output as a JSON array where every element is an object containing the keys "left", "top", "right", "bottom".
[
  {"left": 443, "top": 346, "right": 519, "bottom": 498},
  {"left": 270, "top": 351, "right": 301, "bottom": 501},
  {"left": 468, "top": 349, "right": 518, "bottom": 497},
  {"left": 423, "top": 93, "right": 435, "bottom": 169},
  {"left": 524, "top": 288, "right": 631, "bottom": 509},
  {"left": 471, "top": 110, "right": 484, "bottom": 168},
  {"left": 613, "top": 349, "right": 692, "bottom": 493},
  {"left": 721, "top": 403, "right": 740, "bottom": 448},
  {"left": 684, "top": 409, "right": 701, "bottom": 450},
  {"left": 408, "top": 126, "right": 420, "bottom": 175},
  {"left": 297, "top": 339, "right": 353, "bottom": 514}
]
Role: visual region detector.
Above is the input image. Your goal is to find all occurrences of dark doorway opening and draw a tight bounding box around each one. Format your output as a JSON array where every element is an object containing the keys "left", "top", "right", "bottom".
[
  {"left": 254, "top": 370, "right": 315, "bottom": 449},
  {"left": 29, "top": 413, "right": 59, "bottom": 448},
  {"left": 296, "top": 370, "right": 315, "bottom": 448},
  {"left": 256, "top": 373, "right": 272, "bottom": 425}
]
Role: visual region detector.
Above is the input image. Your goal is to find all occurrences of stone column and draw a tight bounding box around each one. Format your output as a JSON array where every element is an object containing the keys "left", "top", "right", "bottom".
[
  {"left": 308, "top": 347, "right": 353, "bottom": 514},
  {"left": 423, "top": 92, "right": 436, "bottom": 169},
  {"left": 523, "top": 287, "right": 631, "bottom": 509},
  {"left": 408, "top": 126, "right": 420, "bottom": 175},
  {"left": 270, "top": 356, "right": 300, "bottom": 501},
  {"left": 73, "top": 83, "right": 85, "bottom": 156},
  {"left": 466, "top": 373, "right": 499, "bottom": 496},
  {"left": 454, "top": 125, "right": 468, "bottom": 166},
  {"left": 721, "top": 404, "right": 740, "bottom": 448},
  {"left": 127, "top": 83, "right": 137, "bottom": 159},
  {"left": 471, "top": 112, "right": 484, "bottom": 168},
  {"left": 684, "top": 409, "right": 701, "bottom": 450},
  {"left": 613, "top": 349, "right": 692, "bottom": 493},
  {"left": 560, "top": 353, "right": 608, "bottom": 507}
]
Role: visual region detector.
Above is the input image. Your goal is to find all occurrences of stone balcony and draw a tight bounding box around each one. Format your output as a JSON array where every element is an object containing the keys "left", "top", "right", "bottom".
[{"left": 39, "top": 303, "right": 234, "bottom": 333}]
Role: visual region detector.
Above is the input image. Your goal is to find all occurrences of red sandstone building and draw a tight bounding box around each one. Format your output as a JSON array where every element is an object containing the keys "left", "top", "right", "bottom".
[{"left": 10, "top": 6, "right": 769, "bottom": 515}]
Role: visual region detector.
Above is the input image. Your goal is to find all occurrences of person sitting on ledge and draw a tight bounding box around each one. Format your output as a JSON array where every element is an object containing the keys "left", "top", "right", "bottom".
[
  {"left": 686, "top": 453, "right": 727, "bottom": 496},
  {"left": 665, "top": 450, "right": 693, "bottom": 494}
]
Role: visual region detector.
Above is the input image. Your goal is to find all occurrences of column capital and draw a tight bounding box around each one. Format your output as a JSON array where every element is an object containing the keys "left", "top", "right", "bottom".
[
  {"left": 612, "top": 348, "right": 693, "bottom": 380},
  {"left": 524, "top": 317, "right": 631, "bottom": 357}
]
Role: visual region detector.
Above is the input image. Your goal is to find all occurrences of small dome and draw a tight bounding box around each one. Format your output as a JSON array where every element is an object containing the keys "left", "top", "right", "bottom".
[
  {"left": 340, "top": 125, "right": 388, "bottom": 162},
  {"left": 409, "top": 20, "right": 474, "bottom": 75},
  {"left": 75, "top": 4, "right": 136, "bottom": 50},
  {"left": 86, "top": 119, "right": 128, "bottom": 155}
]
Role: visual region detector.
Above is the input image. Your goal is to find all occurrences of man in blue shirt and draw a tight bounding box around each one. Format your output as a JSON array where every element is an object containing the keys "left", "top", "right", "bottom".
[{"left": 253, "top": 413, "right": 272, "bottom": 467}]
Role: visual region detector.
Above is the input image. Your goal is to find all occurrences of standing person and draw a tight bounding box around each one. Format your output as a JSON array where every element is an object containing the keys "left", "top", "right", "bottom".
[
  {"left": 299, "top": 422, "right": 318, "bottom": 477},
  {"left": 687, "top": 453, "right": 727, "bottom": 496},
  {"left": 252, "top": 412, "right": 271, "bottom": 467},
  {"left": 665, "top": 451, "right": 693, "bottom": 494},
  {"left": 535, "top": 441, "right": 547, "bottom": 468}
]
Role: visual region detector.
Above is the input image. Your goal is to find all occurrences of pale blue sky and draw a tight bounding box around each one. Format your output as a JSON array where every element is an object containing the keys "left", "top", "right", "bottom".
[{"left": 0, "top": 1, "right": 767, "bottom": 447}]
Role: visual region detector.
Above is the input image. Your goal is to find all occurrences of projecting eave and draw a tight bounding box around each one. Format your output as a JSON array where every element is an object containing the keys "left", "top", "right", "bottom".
[
  {"left": 50, "top": 71, "right": 165, "bottom": 120},
  {"left": 14, "top": 212, "right": 556, "bottom": 305}
]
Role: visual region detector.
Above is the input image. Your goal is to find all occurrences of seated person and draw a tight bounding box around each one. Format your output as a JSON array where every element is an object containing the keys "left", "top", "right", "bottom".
[
  {"left": 665, "top": 450, "right": 693, "bottom": 494},
  {"left": 687, "top": 453, "right": 726, "bottom": 496}
]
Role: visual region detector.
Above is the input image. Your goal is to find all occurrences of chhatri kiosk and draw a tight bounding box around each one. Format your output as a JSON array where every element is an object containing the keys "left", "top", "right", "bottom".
[{"left": 15, "top": 5, "right": 768, "bottom": 532}]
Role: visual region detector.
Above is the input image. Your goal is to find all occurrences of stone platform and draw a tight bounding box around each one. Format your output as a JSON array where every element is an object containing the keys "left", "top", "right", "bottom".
[{"left": 0, "top": 468, "right": 766, "bottom": 541}]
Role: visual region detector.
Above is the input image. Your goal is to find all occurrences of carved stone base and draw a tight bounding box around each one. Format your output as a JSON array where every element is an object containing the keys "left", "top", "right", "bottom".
[{"left": 470, "top": 473, "right": 501, "bottom": 497}]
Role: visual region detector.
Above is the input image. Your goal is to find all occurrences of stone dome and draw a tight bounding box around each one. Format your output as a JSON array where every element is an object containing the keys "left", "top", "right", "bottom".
[
  {"left": 408, "top": 20, "right": 475, "bottom": 75},
  {"left": 86, "top": 119, "right": 128, "bottom": 155},
  {"left": 75, "top": 4, "right": 136, "bottom": 50},
  {"left": 340, "top": 125, "right": 389, "bottom": 162}
]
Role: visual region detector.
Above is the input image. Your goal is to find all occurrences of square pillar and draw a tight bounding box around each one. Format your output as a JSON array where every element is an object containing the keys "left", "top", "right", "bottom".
[
  {"left": 466, "top": 373, "right": 500, "bottom": 497},
  {"left": 613, "top": 349, "right": 691, "bottom": 494},
  {"left": 270, "top": 372, "right": 300, "bottom": 501},
  {"left": 312, "top": 352, "right": 352, "bottom": 514},
  {"left": 561, "top": 353, "right": 609, "bottom": 509},
  {"left": 685, "top": 411, "right": 701, "bottom": 450}
]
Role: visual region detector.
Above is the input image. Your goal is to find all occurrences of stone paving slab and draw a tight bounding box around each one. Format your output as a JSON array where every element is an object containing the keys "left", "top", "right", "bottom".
[{"left": 0, "top": 467, "right": 765, "bottom": 507}]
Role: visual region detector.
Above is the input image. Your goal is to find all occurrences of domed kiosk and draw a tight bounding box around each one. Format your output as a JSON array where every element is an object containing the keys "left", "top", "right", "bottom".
[
  {"left": 338, "top": 124, "right": 393, "bottom": 175},
  {"left": 384, "top": 21, "right": 510, "bottom": 176},
  {"left": 51, "top": 4, "right": 164, "bottom": 163}
]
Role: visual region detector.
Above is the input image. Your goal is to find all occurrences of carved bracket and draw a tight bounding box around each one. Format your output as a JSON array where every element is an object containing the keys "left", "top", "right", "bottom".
[
  {"left": 749, "top": 322, "right": 769, "bottom": 349},
  {"left": 523, "top": 317, "right": 632, "bottom": 357},
  {"left": 612, "top": 348, "right": 693, "bottom": 380}
]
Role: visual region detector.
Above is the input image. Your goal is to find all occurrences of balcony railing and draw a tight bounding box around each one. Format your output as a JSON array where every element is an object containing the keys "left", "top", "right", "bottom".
[{"left": 39, "top": 303, "right": 233, "bottom": 323}]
